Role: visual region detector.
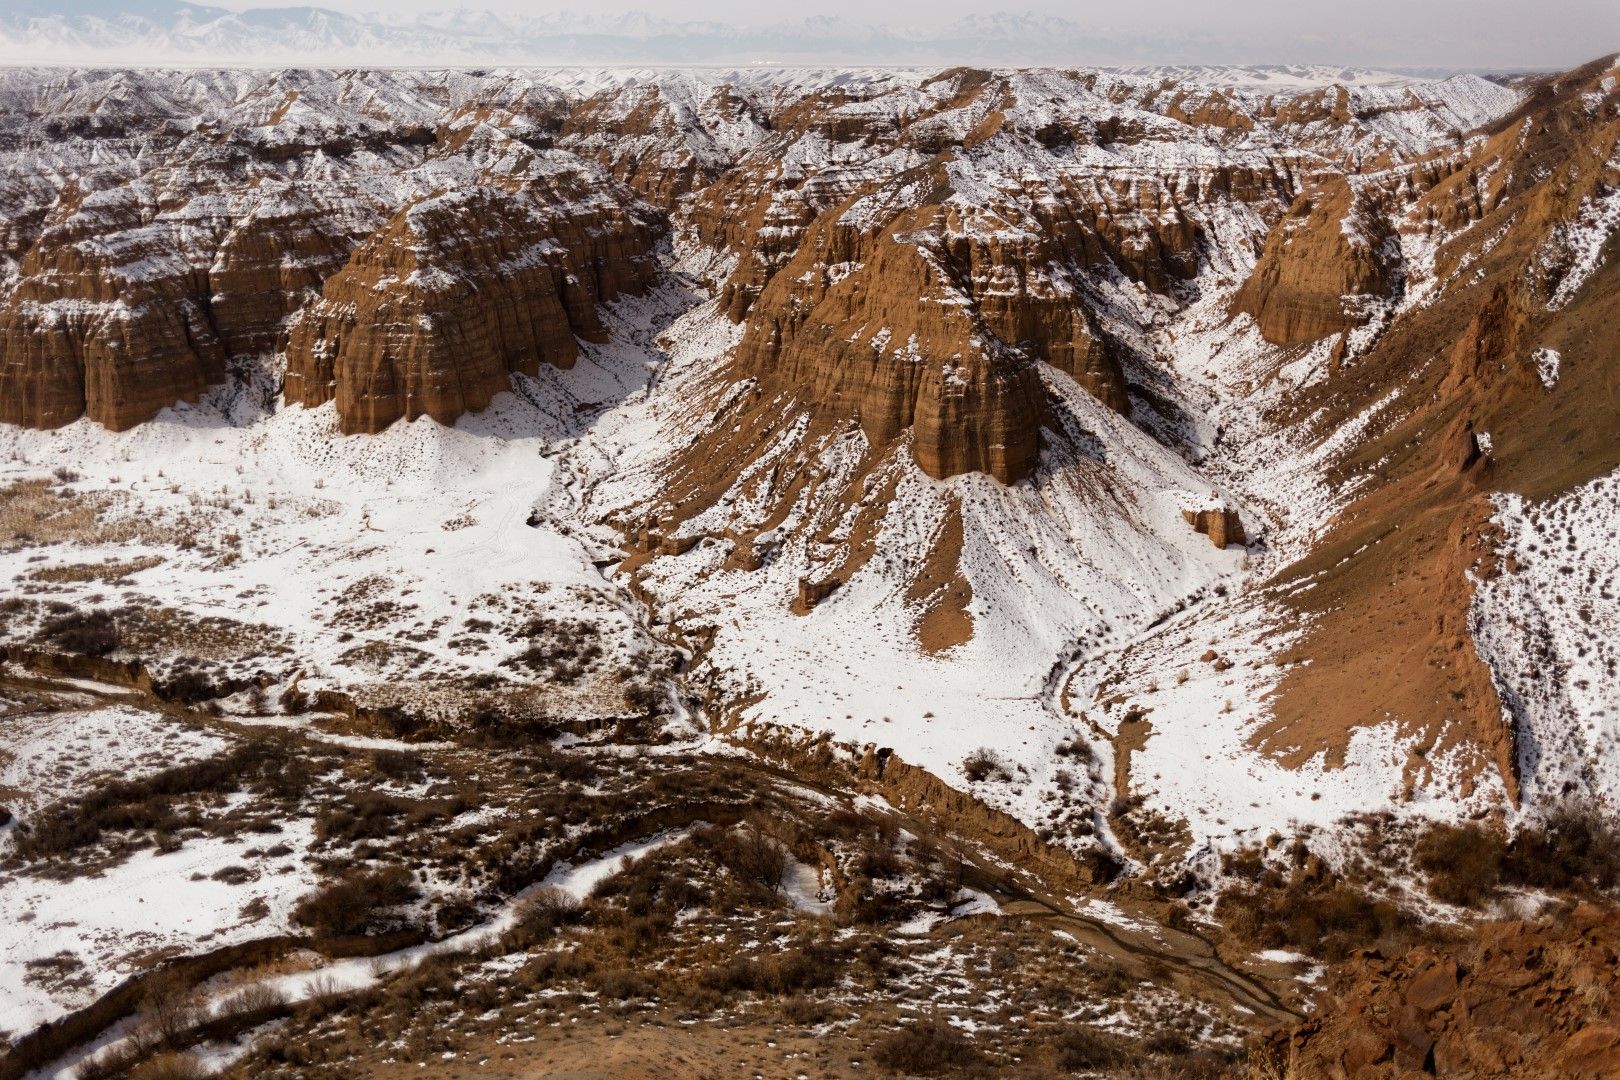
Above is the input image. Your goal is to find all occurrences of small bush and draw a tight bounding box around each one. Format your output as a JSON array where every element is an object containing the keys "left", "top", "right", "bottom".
[
  {"left": 962, "top": 749, "right": 1009, "bottom": 784},
  {"left": 1415, "top": 823, "right": 1504, "bottom": 907},
  {"left": 504, "top": 886, "right": 580, "bottom": 949},
  {"left": 155, "top": 669, "right": 224, "bottom": 705},
  {"left": 592, "top": 967, "right": 657, "bottom": 1000},
  {"left": 1218, "top": 878, "right": 1413, "bottom": 962},
  {"left": 14, "top": 740, "right": 296, "bottom": 860},
  {"left": 1051, "top": 1025, "right": 1128, "bottom": 1070},
  {"left": 1505, "top": 802, "right": 1620, "bottom": 893},
  {"left": 220, "top": 982, "right": 286, "bottom": 1016},
  {"left": 701, "top": 944, "right": 841, "bottom": 996},
  {"left": 40, "top": 608, "right": 120, "bottom": 656},
  {"left": 782, "top": 994, "right": 832, "bottom": 1026},
  {"left": 128, "top": 1053, "right": 207, "bottom": 1080},
  {"left": 695, "top": 822, "right": 786, "bottom": 899},
  {"left": 292, "top": 865, "right": 419, "bottom": 937},
  {"left": 872, "top": 1020, "right": 985, "bottom": 1075}
]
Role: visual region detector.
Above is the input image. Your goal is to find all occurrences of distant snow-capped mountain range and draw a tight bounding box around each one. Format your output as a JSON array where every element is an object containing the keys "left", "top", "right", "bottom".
[{"left": 0, "top": 2, "right": 1472, "bottom": 74}]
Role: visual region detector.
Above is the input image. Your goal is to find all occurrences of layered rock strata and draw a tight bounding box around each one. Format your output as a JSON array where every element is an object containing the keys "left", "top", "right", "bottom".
[
  {"left": 1233, "top": 176, "right": 1400, "bottom": 345},
  {"left": 283, "top": 169, "right": 660, "bottom": 433}
]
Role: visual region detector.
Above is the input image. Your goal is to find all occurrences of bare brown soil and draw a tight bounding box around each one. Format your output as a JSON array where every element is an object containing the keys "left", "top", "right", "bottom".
[{"left": 906, "top": 498, "right": 974, "bottom": 654}]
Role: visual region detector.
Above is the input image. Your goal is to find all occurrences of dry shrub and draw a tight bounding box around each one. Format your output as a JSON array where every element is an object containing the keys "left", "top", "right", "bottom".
[
  {"left": 1506, "top": 802, "right": 1620, "bottom": 893},
  {"left": 1415, "top": 823, "right": 1504, "bottom": 906},
  {"left": 503, "top": 886, "right": 581, "bottom": 949},
  {"left": 961, "top": 749, "right": 1009, "bottom": 783},
  {"left": 292, "top": 865, "right": 419, "bottom": 936},
  {"left": 1051, "top": 1024, "right": 1130, "bottom": 1071},
  {"left": 221, "top": 981, "right": 287, "bottom": 1016},
  {"left": 15, "top": 740, "right": 293, "bottom": 860},
  {"left": 1414, "top": 805, "right": 1620, "bottom": 904},
  {"left": 1218, "top": 878, "right": 1413, "bottom": 962},
  {"left": 315, "top": 790, "right": 458, "bottom": 844},
  {"left": 39, "top": 607, "right": 122, "bottom": 656},
  {"left": 693, "top": 821, "right": 787, "bottom": 899},
  {"left": 700, "top": 942, "right": 842, "bottom": 996},
  {"left": 591, "top": 967, "right": 657, "bottom": 1000},
  {"left": 782, "top": 994, "right": 832, "bottom": 1026},
  {"left": 129, "top": 1053, "right": 207, "bottom": 1080},
  {"left": 1055, "top": 737, "right": 1095, "bottom": 764},
  {"left": 872, "top": 1019, "right": 985, "bottom": 1075},
  {"left": 154, "top": 668, "right": 226, "bottom": 705}
]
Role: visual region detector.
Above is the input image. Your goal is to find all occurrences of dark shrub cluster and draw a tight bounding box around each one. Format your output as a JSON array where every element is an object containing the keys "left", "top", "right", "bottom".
[
  {"left": 1415, "top": 823, "right": 1504, "bottom": 907},
  {"left": 1414, "top": 803, "right": 1620, "bottom": 905},
  {"left": 291, "top": 865, "right": 420, "bottom": 937},
  {"left": 1218, "top": 877, "right": 1413, "bottom": 962},
  {"left": 692, "top": 821, "right": 786, "bottom": 900},
  {"left": 1051, "top": 1025, "right": 1129, "bottom": 1070},
  {"left": 701, "top": 942, "right": 843, "bottom": 996},
  {"left": 315, "top": 790, "right": 462, "bottom": 845},
  {"left": 12, "top": 740, "right": 297, "bottom": 861},
  {"left": 40, "top": 607, "right": 122, "bottom": 656},
  {"left": 502, "top": 617, "right": 604, "bottom": 684},
  {"left": 872, "top": 1020, "right": 985, "bottom": 1075},
  {"left": 961, "top": 749, "right": 1009, "bottom": 783},
  {"left": 1505, "top": 802, "right": 1620, "bottom": 893}
]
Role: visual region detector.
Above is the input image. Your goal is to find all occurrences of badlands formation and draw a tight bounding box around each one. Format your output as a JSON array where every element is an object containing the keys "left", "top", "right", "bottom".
[{"left": 0, "top": 56, "right": 1619, "bottom": 1078}]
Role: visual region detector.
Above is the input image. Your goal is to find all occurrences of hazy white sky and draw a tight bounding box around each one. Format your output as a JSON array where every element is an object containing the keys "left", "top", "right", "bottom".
[
  {"left": 240, "top": 0, "right": 1617, "bottom": 67},
  {"left": 49, "top": 0, "right": 1620, "bottom": 68}
]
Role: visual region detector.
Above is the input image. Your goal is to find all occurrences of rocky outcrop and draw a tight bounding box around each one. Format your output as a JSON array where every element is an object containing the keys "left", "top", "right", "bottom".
[
  {"left": 731, "top": 202, "right": 1041, "bottom": 483},
  {"left": 283, "top": 170, "right": 659, "bottom": 434},
  {"left": 0, "top": 65, "right": 1526, "bottom": 437},
  {"left": 1254, "top": 904, "right": 1620, "bottom": 1079},
  {"left": 1182, "top": 506, "right": 1246, "bottom": 548},
  {"left": 0, "top": 179, "right": 226, "bottom": 430},
  {"left": 730, "top": 162, "right": 1136, "bottom": 483},
  {"left": 0, "top": 168, "right": 387, "bottom": 430},
  {"left": 1234, "top": 176, "right": 1400, "bottom": 346}
]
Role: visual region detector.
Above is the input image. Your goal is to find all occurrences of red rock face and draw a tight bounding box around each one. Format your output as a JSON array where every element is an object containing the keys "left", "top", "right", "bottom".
[
  {"left": 728, "top": 153, "right": 1137, "bottom": 483},
  {"left": 283, "top": 170, "right": 660, "bottom": 434},
  {"left": 0, "top": 165, "right": 391, "bottom": 430},
  {"left": 732, "top": 205, "right": 1048, "bottom": 483},
  {"left": 0, "top": 180, "right": 226, "bottom": 430},
  {"left": 1233, "top": 176, "right": 1400, "bottom": 346},
  {"left": 1255, "top": 905, "right": 1620, "bottom": 1079},
  {"left": 1182, "top": 507, "right": 1246, "bottom": 548}
]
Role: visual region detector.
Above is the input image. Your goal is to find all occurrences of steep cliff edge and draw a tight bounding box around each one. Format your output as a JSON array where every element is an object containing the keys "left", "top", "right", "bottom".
[
  {"left": 1233, "top": 175, "right": 1401, "bottom": 346},
  {"left": 283, "top": 161, "right": 660, "bottom": 433}
]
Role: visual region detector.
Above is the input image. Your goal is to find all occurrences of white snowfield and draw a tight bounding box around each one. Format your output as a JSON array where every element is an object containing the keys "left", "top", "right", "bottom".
[
  {"left": 0, "top": 318, "right": 677, "bottom": 721},
  {"left": 0, "top": 705, "right": 320, "bottom": 1039},
  {"left": 1473, "top": 469, "right": 1620, "bottom": 807},
  {"left": 0, "top": 819, "right": 319, "bottom": 1040}
]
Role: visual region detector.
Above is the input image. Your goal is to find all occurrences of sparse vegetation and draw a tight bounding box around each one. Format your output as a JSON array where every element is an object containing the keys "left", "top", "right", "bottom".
[
  {"left": 292, "top": 865, "right": 421, "bottom": 937},
  {"left": 1415, "top": 822, "right": 1504, "bottom": 906},
  {"left": 872, "top": 1019, "right": 986, "bottom": 1075},
  {"left": 9, "top": 739, "right": 305, "bottom": 864},
  {"left": 39, "top": 606, "right": 122, "bottom": 656},
  {"left": 1219, "top": 874, "right": 1414, "bottom": 962},
  {"left": 962, "top": 748, "right": 1010, "bottom": 783}
]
